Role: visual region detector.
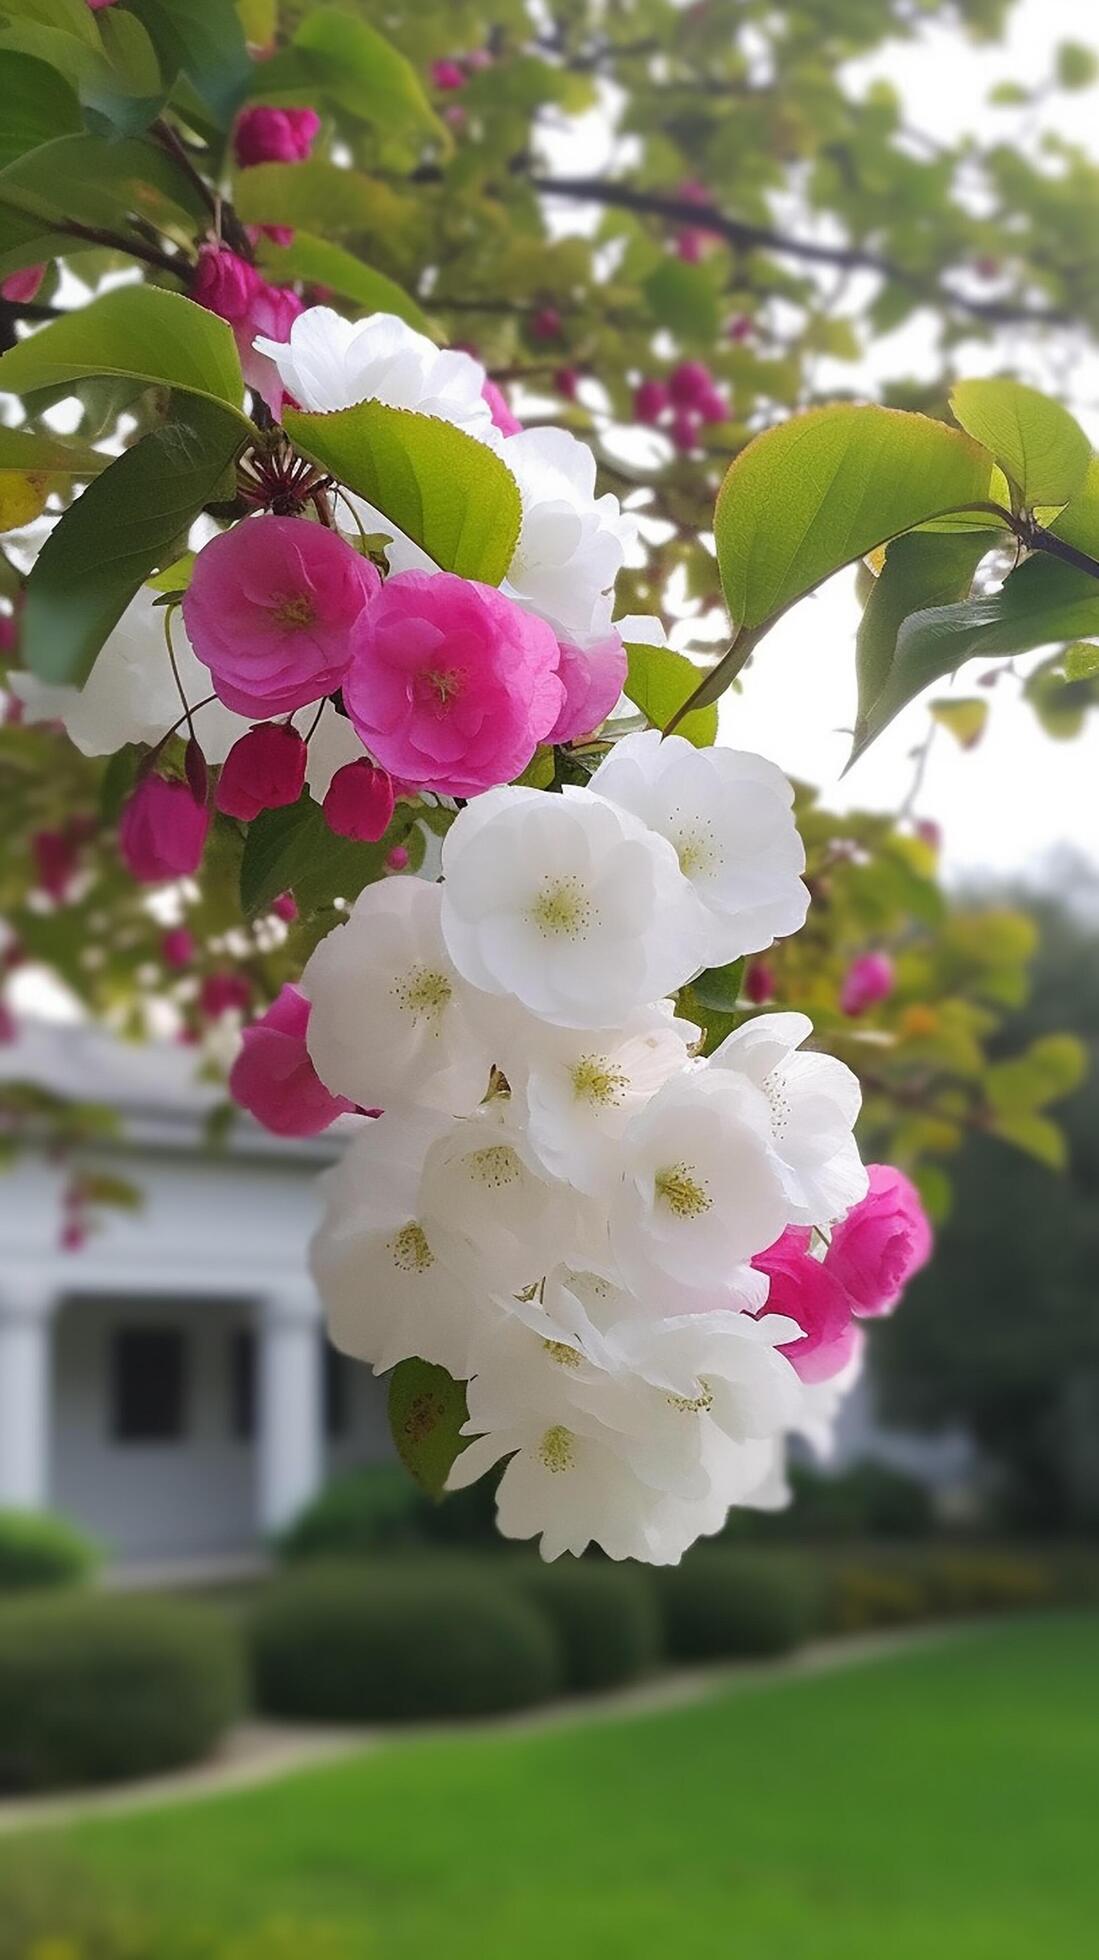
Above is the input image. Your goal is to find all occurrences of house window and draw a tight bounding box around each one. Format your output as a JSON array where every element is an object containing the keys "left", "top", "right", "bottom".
[
  {"left": 229, "top": 1328, "right": 256, "bottom": 1441},
  {"left": 111, "top": 1327, "right": 187, "bottom": 1442}
]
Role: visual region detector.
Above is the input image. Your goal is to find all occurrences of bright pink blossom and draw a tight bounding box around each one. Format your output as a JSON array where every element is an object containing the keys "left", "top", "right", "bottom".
[
  {"left": 826, "top": 1165, "right": 932, "bottom": 1319},
  {"left": 119, "top": 777, "right": 209, "bottom": 884},
  {"left": 1, "top": 264, "right": 45, "bottom": 304},
  {"left": 668, "top": 359, "right": 713, "bottom": 408},
  {"left": 272, "top": 892, "right": 298, "bottom": 923},
  {"left": 234, "top": 105, "right": 320, "bottom": 167},
  {"left": 840, "top": 951, "right": 894, "bottom": 1016},
  {"left": 200, "top": 971, "right": 251, "bottom": 1020},
  {"left": 752, "top": 1229, "right": 859, "bottom": 1384},
  {"left": 547, "top": 633, "right": 628, "bottom": 744},
  {"left": 193, "top": 244, "right": 258, "bottom": 324},
  {"left": 385, "top": 845, "right": 410, "bottom": 873},
  {"left": 230, "top": 984, "right": 354, "bottom": 1138},
  {"left": 482, "top": 379, "right": 522, "bottom": 436},
  {"left": 343, "top": 570, "right": 563, "bottom": 797},
  {"left": 322, "top": 758, "right": 396, "bottom": 841},
  {"left": 431, "top": 58, "right": 465, "bottom": 89},
  {"left": 184, "top": 516, "right": 380, "bottom": 719},
  {"left": 634, "top": 379, "right": 669, "bottom": 424},
  {"left": 216, "top": 723, "right": 307, "bottom": 821},
  {"left": 241, "top": 276, "right": 304, "bottom": 410},
  {"left": 162, "top": 928, "right": 196, "bottom": 970}
]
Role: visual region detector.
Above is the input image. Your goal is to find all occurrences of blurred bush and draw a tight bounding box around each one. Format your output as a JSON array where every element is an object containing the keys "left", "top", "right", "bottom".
[
  {"left": 509, "top": 1558, "right": 664, "bottom": 1692},
  {"left": 0, "top": 1595, "right": 243, "bottom": 1791},
  {"left": 250, "top": 1561, "right": 562, "bottom": 1721},
  {"left": 652, "top": 1551, "right": 819, "bottom": 1661},
  {"left": 276, "top": 1466, "right": 425, "bottom": 1559},
  {"left": 729, "top": 1462, "right": 935, "bottom": 1542},
  {"left": 0, "top": 1508, "right": 101, "bottom": 1593}
]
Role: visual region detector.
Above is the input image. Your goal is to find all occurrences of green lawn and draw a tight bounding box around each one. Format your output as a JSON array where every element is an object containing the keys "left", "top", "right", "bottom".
[{"left": 7, "top": 1616, "right": 1099, "bottom": 1959}]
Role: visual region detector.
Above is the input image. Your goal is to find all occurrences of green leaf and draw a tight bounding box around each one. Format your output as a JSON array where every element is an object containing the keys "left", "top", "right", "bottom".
[
  {"left": 690, "top": 958, "right": 746, "bottom": 1013},
  {"left": 238, "top": 792, "right": 418, "bottom": 917},
  {"left": 20, "top": 397, "right": 247, "bottom": 685},
  {"left": 713, "top": 403, "right": 995, "bottom": 633},
  {"left": 1023, "top": 651, "right": 1098, "bottom": 739},
  {"left": 928, "top": 697, "right": 989, "bottom": 750},
  {"left": 0, "top": 52, "right": 81, "bottom": 169},
  {"left": 0, "top": 286, "right": 249, "bottom": 419},
  {"left": 643, "top": 258, "right": 721, "bottom": 344},
  {"left": 1055, "top": 40, "right": 1098, "bottom": 89},
  {"left": 256, "top": 232, "right": 431, "bottom": 334},
  {"left": 1063, "top": 641, "right": 1099, "bottom": 682},
  {"left": 0, "top": 131, "right": 206, "bottom": 277},
  {"left": 0, "top": 425, "right": 109, "bottom": 531},
  {"left": 387, "top": 1358, "right": 469, "bottom": 1498},
  {"left": 82, "top": 9, "right": 166, "bottom": 135},
  {"left": 291, "top": 6, "right": 444, "bottom": 145},
  {"left": 856, "top": 530, "right": 990, "bottom": 725},
  {"left": 234, "top": 160, "right": 424, "bottom": 256},
  {"left": 126, "top": 0, "right": 251, "bottom": 127},
  {"left": 849, "top": 553, "right": 1099, "bottom": 763},
  {"left": 623, "top": 641, "right": 718, "bottom": 746},
  {"left": 988, "top": 1110, "right": 1066, "bottom": 1172},
  {"left": 0, "top": 0, "right": 97, "bottom": 90},
  {"left": 283, "top": 402, "right": 521, "bottom": 584},
  {"left": 987, "top": 1034, "right": 1088, "bottom": 1115},
  {"left": 950, "top": 379, "right": 1091, "bottom": 509}
]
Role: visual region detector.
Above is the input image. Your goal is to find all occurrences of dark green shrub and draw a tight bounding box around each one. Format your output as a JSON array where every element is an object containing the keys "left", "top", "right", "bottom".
[
  {"left": 727, "top": 1462, "right": 934, "bottom": 1543},
  {"left": 0, "top": 1508, "right": 100, "bottom": 1592},
  {"left": 250, "top": 1561, "right": 562, "bottom": 1721},
  {"left": 825, "top": 1564, "right": 929, "bottom": 1632},
  {"left": 0, "top": 1594, "right": 244, "bottom": 1791},
  {"left": 511, "top": 1559, "right": 664, "bottom": 1692},
  {"left": 652, "top": 1551, "right": 817, "bottom": 1661},
  {"left": 277, "top": 1466, "right": 426, "bottom": 1560}
]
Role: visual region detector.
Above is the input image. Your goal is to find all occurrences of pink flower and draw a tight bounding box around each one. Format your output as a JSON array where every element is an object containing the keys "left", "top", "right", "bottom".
[
  {"left": 444, "top": 104, "right": 467, "bottom": 131},
  {"left": 668, "top": 360, "right": 713, "bottom": 408},
  {"left": 670, "top": 408, "right": 701, "bottom": 453},
  {"left": 676, "top": 231, "right": 704, "bottom": 262},
  {"left": 86, "top": 0, "right": 117, "bottom": 9},
  {"left": 241, "top": 277, "right": 304, "bottom": 411},
  {"left": 1, "top": 264, "right": 45, "bottom": 304},
  {"left": 481, "top": 379, "right": 522, "bottom": 436},
  {"left": 33, "top": 828, "right": 79, "bottom": 902},
  {"left": 200, "top": 971, "right": 251, "bottom": 1020},
  {"left": 826, "top": 1165, "right": 932, "bottom": 1319},
  {"left": 193, "top": 244, "right": 258, "bottom": 324},
  {"left": 915, "top": 818, "right": 942, "bottom": 851},
  {"left": 547, "top": 633, "right": 628, "bottom": 744},
  {"left": 0, "top": 609, "right": 19, "bottom": 655},
  {"left": 727, "top": 314, "right": 754, "bottom": 342},
  {"left": 230, "top": 984, "right": 354, "bottom": 1137},
  {"left": 0, "top": 999, "right": 16, "bottom": 1045},
  {"left": 744, "top": 960, "right": 775, "bottom": 1006},
  {"left": 234, "top": 105, "right": 320, "bottom": 167},
  {"left": 323, "top": 758, "right": 396, "bottom": 841},
  {"left": 343, "top": 570, "right": 563, "bottom": 797},
  {"left": 119, "top": 777, "right": 209, "bottom": 883},
  {"left": 698, "top": 385, "right": 729, "bottom": 424},
  {"left": 184, "top": 516, "right": 380, "bottom": 719},
  {"left": 634, "top": 379, "right": 669, "bottom": 425},
  {"left": 840, "top": 951, "right": 894, "bottom": 1016},
  {"left": 752, "top": 1229, "right": 859, "bottom": 1384},
  {"left": 431, "top": 58, "right": 465, "bottom": 90},
  {"left": 555, "top": 367, "right": 579, "bottom": 401},
  {"left": 272, "top": 892, "right": 298, "bottom": 923},
  {"left": 385, "top": 845, "right": 410, "bottom": 873},
  {"left": 216, "top": 723, "right": 307, "bottom": 821},
  {"left": 162, "top": 928, "right": 196, "bottom": 970},
  {"left": 530, "top": 306, "right": 563, "bottom": 342}
]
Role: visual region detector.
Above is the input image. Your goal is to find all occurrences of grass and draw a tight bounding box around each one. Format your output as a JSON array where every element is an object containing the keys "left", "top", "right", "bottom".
[{"left": 5, "top": 1615, "right": 1099, "bottom": 1958}]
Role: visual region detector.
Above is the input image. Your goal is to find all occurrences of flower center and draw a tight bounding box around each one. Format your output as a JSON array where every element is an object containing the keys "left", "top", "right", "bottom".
[
  {"left": 655, "top": 1162, "right": 712, "bottom": 1220},
  {"left": 468, "top": 1143, "right": 522, "bottom": 1189},
  {"left": 762, "top": 1064, "right": 792, "bottom": 1143},
  {"left": 419, "top": 667, "right": 464, "bottom": 712},
  {"left": 389, "top": 1222, "right": 434, "bottom": 1274},
  {"left": 538, "top": 1424, "right": 576, "bottom": 1472},
  {"left": 543, "top": 1339, "right": 582, "bottom": 1368},
  {"left": 672, "top": 816, "right": 721, "bottom": 879},
  {"left": 667, "top": 1377, "right": 715, "bottom": 1414},
  {"left": 270, "top": 591, "right": 315, "bottom": 629},
  {"left": 530, "top": 875, "right": 592, "bottom": 940},
  {"left": 570, "top": 1054, "right": 628, "bottom": 1108},
  {"left": 392, "top": 964, "right": 452, "bottom": 1026}
]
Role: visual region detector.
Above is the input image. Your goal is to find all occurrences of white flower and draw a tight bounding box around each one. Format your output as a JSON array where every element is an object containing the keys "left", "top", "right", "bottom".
[
  {"left": 610, "top": 1068, "right": 790, "bottom": 1298},
  {"left": 311, "top": 1108, "right": 483, "bottom": 1378},
  {"left": 440, "top": 784, "right": 703, "bottom": 1029},
  {"left": 708, "top": 1012, "right": 868, "bottom": 1226},
  {"left": 499, "top": 427, "right": 634, "bottom": 644},
  {"left": 253, "top": 307, "right": 495, "bottom": 434},
  {"left": 419, "top": 1100, "right": 581, "bottom": 1296},
  {"left": 9, "top": 588, "right": 248, "bottom": 763},
  {"left": 589, "top": 731, "right": 809, "bottom": 965},
  {"left": 302, "top": 875, "right": 494, "bottom": 1116},
  {"left": 508, "top": 1001, "right": 697, "bottom": 1196}
]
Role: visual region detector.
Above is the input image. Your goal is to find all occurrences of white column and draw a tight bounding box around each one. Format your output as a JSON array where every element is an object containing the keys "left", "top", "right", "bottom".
[
  {"left": 0, "top": 1276, "right": 55, "bottom": 1511},
  {"left": 256, "top": 1285, "right": 324, "bottom": 1534}
]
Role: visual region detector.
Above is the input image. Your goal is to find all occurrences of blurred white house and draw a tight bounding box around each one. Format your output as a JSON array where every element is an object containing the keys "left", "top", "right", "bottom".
[{"left": 0, "top": 1022, "right": 976, "bottom": 1578}]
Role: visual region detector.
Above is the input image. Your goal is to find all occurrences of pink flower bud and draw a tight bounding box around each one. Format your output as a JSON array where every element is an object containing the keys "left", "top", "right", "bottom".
[
  {"left": 481, "top": 379, "right": 522, "bottom": 436},
  {"left": 530, "top": 305, "right": 563, "bottom": 343},
  {"left": 192, "top": 244, "right": 259, "bottom": 325},
  {"left": 670, "top": 408, "right": 702, "bottom": 453},
  {"left": 0, "top": 999, "right": 16, "bottom": 1045},
  {"left": 698, "top": 385, "right": 729, "bottom": 424},
  {"left": 547, "top": 633, "right": 628, "bottom": 744},
  {"left": 431, "top": 58, "right": 466, "bottom": 90},
  {"left": 234, "top": 105, "right": 320, "bottom": 168},
  {"left": 162, "top": 927, "right": 196, "bottom": 970},
  {"left": 86, "top": 0, "right": 117, "bottom": 9},
  {"left": 839, "top": 951, "right": 894, "bottom": 1016},
  {"left": 555, "top": 367, "right": 580, "bottom": 401},
  {"left": 668, "top": 360, "right": 713, "bottom": 408},
  {"left": 444, "top": 104, "right": 467, "bottom": 130},
  {"left": 322, "top": 758, "right": 396, "bottom": 842},
  {"left": 230, "top": 984, "right": 354, "bottom": 1137},
  {"left": 1, "top": 263, "right": 46, "bottom": 304},
  {"left": 744, "top": 960, "right": 775, "bottom": 1005},
  {"left": 184, "top": 516, "right": 380, "bottom": 719},
  {"left": 676, "top": 230, "right": 704, "bottom": 262},
  {"left": 272, "top": 892, "right": 298, "bottom": 923},
  {"left": 826, "top": 1165, "right": 932, "bottom": 1319},
  {"left": 216, "top": 723, "right": 307, "bottom": 821},
  {"left": 385, "top": 845, "right": 410, "bottom": 873},
  {"left": 915, "top": 818, "right": 942, "bottom": 851},
  {"left": 200, "top": 971, "right": 251, "bottom": 1021},
  {"left": 633, "top": 379, "right": 670, "bottom": 425},
  {"left": 752, "top": 1229, "right": 860, "bottom": 1384},
  {"left": 61, "top": 1219, "right": 90, "bottom": 1253},
  {"left": 33, "top": 829, "right": 79, "bottom": 902},
  {"left": 119, "top": 777, "right": 209, "bottom": 884},
  {"left": 727, "top": 314, "right": 754, "bottom": 342}
]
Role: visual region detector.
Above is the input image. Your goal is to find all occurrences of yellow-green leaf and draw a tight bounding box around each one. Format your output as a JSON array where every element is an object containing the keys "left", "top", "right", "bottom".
[
  {"left": 623, "top": 641, "right": 718, "bottom": 746},
  {"left": 950, "top": 378, "right": 1091, "bottom": 509}
]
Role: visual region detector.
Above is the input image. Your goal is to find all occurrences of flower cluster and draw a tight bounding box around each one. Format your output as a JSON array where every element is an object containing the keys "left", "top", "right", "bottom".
[{"left": 297, "top": 733, "right": 927, "bottom": 1564}]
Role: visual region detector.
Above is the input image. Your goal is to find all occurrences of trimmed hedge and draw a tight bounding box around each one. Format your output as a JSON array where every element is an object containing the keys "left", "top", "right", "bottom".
[
  {"left": 250, "top": 1561, "right": 563, "bottom": 1721},
  {"left": 0, "top": 1594, "right": 243, "bottom": 1791},
  {"left": 277, "top": 1466, "right": 425, "bottom": 1560},
  {"left": 0, "top": 1508, "right": 100, "bottom": 1593},
  {"left": 511, "top": 1559, "right": 664, "bottom": 1692},
  {"left": 652, "top": 1551, "right": 819, "bottom": 1661}
]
